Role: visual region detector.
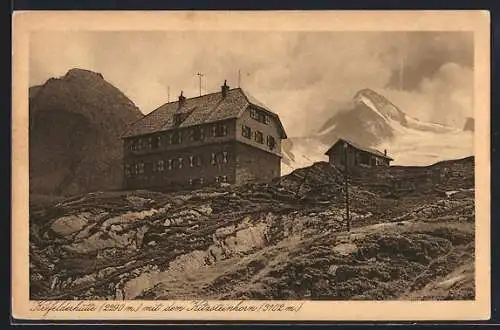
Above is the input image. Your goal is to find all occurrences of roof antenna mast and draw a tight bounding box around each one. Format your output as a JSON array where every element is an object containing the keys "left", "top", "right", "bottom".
[
  {"left": 196, "top": 72, "right": 204, "bottom": 96},
  {"left": 238, "top": 69, "right": 241, "bottom": 88}
]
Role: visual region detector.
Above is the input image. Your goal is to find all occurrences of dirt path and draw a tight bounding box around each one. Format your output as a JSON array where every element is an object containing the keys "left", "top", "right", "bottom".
[{"left": 154, "top": 235, "right": 304, "bottom": 299}]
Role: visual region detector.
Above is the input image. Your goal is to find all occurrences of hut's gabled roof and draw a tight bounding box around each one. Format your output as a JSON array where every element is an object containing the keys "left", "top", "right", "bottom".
[
  {"left": 325, "top": 137, "right": 394, "bottom": 161},
  {"left": 122, "top": 88, "right": 287, "bottom": 139}
]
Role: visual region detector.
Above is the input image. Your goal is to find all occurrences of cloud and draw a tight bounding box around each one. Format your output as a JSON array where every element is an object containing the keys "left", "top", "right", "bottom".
[
  {"left": 420, "top": 62, "right": 473, "bottom": 125},
  {"left": 378, "top": 62, "right": 473, "bottom": 128},
  {"left": 29, "top": 31, "right": 474, "bottom": 136}
]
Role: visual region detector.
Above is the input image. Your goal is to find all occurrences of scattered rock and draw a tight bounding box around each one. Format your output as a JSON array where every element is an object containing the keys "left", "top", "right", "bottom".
[
  {"left": 50, "top": 212, "right": 93, "bottom": 236},
  {"left": 328, "top": 265, "right": 339, "bottom": 275},
  {"left": 110, "top": 224, "right": 123, "bottom": 232},
  {"left": 126, "top": 195, "right": 152, "bottom": 208},
  {"left": 333, "top": 243, "right": 358, "bottom": 256}
]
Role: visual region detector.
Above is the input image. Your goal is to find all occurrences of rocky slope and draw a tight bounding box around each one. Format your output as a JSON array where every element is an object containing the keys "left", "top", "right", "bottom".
[
  {"left": 30, "top": 156, "right": 475, "bottom": 301},
  {"left": 29, "top": 68, "right": 144, "bottom": 197}
]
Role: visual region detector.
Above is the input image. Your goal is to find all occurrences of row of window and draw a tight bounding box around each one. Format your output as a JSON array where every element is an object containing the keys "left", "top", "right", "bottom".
[
  {"left": 250, "top": 108, "right": 271, "bottom": 125},
  {"left": 130, "top": 126, "right": 276, "bottom": 155},
  {"left": 124, "top": 152, "right": 229, "bottom": 177},
  {"left": 129, "top": 176, "right": 230, "bottom": 186},
  {"left": 129, "top": 123, "right": 228, "bottom": 151},
  {"left": 187, "top": 176, "right": 229, "bottom": 185},
  {"left": 335, "top": 153, "right": 387, "bottom": 166},
  {"left": 130, "top": 123, "right": 276, "bottom": 153},
  {"left": 241, "top": 125, "right": 276, "bottom": 150}
]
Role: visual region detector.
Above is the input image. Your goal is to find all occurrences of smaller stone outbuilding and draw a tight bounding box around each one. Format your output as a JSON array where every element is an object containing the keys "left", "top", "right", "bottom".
[{"left": 325, "top": 137, "right": 393, "bottom": 170}]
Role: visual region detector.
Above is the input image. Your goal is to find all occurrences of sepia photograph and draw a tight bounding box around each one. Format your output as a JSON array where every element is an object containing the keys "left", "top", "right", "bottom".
[{"left": 12, "top": 11, "right": 490, "bottom": 321}]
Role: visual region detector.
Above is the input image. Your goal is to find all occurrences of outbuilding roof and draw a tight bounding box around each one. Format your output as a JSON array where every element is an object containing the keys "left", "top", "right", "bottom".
[{"left": 325, "top": 137, "right": 394, "bottom": 161}]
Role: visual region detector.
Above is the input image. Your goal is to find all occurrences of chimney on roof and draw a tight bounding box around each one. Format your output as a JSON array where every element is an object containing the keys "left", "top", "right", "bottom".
[
  {"left": 221, "top": 80, "right": 230, "bottom": 98},
  {"left": 178, "top": 91, "right": 186, "bottom": 107},
  {"left": 384, "top": 149, "right": 387, "bottom": 157}
]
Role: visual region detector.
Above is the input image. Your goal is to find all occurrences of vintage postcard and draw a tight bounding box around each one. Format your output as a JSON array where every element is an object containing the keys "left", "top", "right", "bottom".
[{"left": 12, "top": 10, "right": 490, "bottom": 321}]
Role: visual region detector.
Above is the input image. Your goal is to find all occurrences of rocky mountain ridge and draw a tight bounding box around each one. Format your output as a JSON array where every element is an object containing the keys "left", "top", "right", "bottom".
[{"left": 29, "top": 68, "right": 144, "bottom": 197}]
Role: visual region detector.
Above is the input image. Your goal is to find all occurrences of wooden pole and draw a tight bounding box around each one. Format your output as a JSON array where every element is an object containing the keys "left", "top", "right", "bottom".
[{"left": 344, "top": 143, "right": 350, "bottom": 232}]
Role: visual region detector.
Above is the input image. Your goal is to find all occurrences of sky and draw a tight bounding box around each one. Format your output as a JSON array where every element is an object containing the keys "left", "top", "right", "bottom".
[{"left": 30, "top": 31, "right": 474, "bottom": 136}]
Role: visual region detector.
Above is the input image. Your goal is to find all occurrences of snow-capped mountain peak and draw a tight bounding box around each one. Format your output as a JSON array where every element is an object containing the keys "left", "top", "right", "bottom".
[
  {"left": 354, "top": 88, "right": 408, "bottom": 125},
  {"left": 281, "top": 88, "right": 473, "bottom": 175},
  {"left": 352, "top": 88, "right": 455, "bottom": 134}
]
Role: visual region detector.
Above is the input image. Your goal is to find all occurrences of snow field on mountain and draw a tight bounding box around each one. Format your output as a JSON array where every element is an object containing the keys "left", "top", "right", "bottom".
[{"left": 282, "top": 90, "right": 473, "bottom": 173}]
